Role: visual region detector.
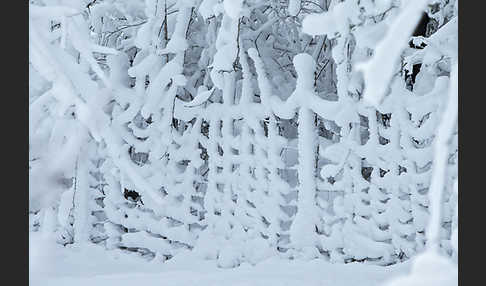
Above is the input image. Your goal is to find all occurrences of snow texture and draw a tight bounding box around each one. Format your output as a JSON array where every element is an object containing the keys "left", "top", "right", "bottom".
[{"left": 29, "top": 0, "right": 457, "bottom": 283}]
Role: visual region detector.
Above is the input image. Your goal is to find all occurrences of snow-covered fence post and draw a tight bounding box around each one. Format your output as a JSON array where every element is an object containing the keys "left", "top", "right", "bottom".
[
  {"left": 288, "top": 54, "right": 321, "bottom": 258},
  {"left": 249, "top": 47, "right": 340, "bottom": 257}
]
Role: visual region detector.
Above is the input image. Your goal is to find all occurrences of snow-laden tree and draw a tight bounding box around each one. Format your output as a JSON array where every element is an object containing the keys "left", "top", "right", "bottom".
[{"left": 29, "top": 1, "right": 120, "bottom": 244}]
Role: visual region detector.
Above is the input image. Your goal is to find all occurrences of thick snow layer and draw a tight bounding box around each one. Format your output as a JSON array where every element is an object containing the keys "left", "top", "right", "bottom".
[
  {"left": 288, "top": 0, "right": 300, "bottom": 16},
  {"left": 385, "top": 251, "right": 457, "bottom": 286},
  {"left": 30, "top": 231, "right": 412, "bottom": 286},
  {"left": 29, "top": 0, "right": 458, "bottom": 279},
  {"left": 223, "top": 0, "right": 243, "bottom": 19},
  {"left": 199, "top": 0, "right": 220, "bottom": 20}
]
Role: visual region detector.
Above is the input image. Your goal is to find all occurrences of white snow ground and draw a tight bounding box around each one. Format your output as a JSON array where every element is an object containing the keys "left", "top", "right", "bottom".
[{"left": 30, "top": 232, "right": 412, "bottom": 286}]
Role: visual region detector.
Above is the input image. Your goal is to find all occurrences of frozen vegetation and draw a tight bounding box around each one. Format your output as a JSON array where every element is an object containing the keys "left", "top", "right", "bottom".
[{"left": 29, "top": 0, "right": 458, "bottom": 285}]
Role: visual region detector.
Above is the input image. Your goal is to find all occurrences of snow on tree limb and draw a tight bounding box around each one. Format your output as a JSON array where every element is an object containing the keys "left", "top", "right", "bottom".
[
  {"left": 29, "top": 11, "right": 165, "bottom": 207},
  {"left": 425, "top": 61, "right": 458, "bottom": 252},
  {"left": 357, "top": 0, "right": 429, "bottom": 107}
]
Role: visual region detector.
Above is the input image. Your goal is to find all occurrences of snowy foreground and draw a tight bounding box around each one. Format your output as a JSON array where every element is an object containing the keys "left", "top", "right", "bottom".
[{"left": 30, "top": 232, "right": 412, "bottom": 286}]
